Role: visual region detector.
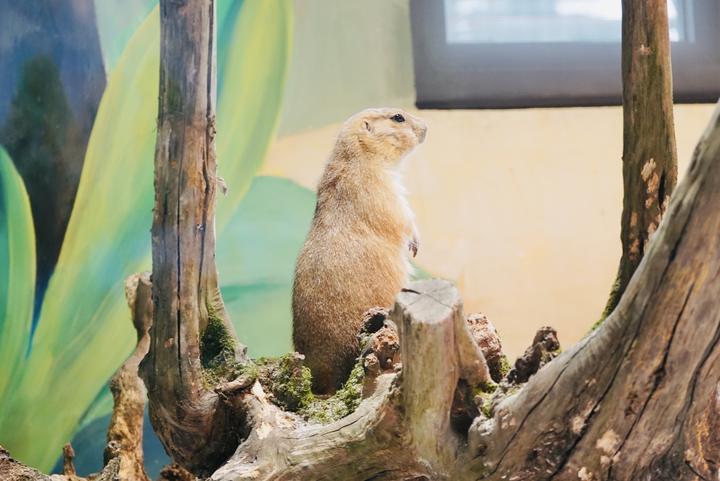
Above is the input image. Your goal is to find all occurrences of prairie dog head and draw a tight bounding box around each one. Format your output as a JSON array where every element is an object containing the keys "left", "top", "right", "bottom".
[{"left": 338, "top": 108, "right": 427, "bottom": 165}]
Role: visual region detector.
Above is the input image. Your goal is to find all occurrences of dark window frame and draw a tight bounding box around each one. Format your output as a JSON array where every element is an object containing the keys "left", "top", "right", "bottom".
[{"left": 410, "top": 0, "right": 720, "bottom": 109}]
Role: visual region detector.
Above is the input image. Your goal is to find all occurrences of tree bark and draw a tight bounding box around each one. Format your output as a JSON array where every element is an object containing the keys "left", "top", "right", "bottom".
[
  {"left": 103, "top": 273, "right": 153, "bottom": 481},
  {"left": 604, "top": 0, "right": 678, "bottom": 318},
  {"left": 139, "top": 0, "right": 245, "bottom": 476}
]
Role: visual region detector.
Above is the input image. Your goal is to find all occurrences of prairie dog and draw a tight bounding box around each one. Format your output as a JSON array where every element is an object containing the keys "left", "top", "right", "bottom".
[{"left": 292, "top": 108, "right": 427, "bottom": 393}]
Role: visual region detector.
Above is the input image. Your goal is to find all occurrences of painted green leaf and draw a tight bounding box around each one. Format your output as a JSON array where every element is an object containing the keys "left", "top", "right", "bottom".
[
  {"left": 0, "top": 1, "right": 292, "bottom": 470},
  {"left": 218, "top": 176, "right": 315, "bottom": 357},
  {"left": 215, "top": 0, "right": 293, "bottom": 229},
  {"left": 0, "top": 146, "right": 36, "bottom": 405},
  {"left": 94, "top": 0, "right": 157, "bottom": 72}
]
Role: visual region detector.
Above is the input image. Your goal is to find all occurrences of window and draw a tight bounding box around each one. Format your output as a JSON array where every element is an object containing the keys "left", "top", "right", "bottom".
[{"left": 410, "top": 0, "right": 720, "bottom": 108}]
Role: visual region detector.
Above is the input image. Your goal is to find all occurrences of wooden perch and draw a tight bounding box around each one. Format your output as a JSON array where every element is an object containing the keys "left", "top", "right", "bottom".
[{"left": 211, "top": 279, "right": 490, "bottom": 481}]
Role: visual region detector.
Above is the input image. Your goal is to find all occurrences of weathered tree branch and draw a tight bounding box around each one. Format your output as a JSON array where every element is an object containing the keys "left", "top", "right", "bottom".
[
  {"left": 103, "top": 273, "right": 153, "bottom": 481},
  {"left": 139, "top": 0, "right": 245, "bottom": 475},
  {"left": 462, "top": 103, "right": 720, "bottom": 481},
  {"left": 604, "top": 0, "right": 678, "bottom": 317}
]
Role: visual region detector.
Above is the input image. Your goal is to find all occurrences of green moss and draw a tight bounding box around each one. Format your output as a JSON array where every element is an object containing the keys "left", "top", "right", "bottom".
[
  {"left": 473, "top": 380, "right": 498, "bottom": 418},
  {"left": 263, "top": 354, "right": 314, "bottom": 412},
  {"left": 199, "top": 309, "right": 243, "bottom": 387},
  {"left": 200, "top": 310, "right": 236, "bottom": 368},
  {"left": 300, "top": 360, "right": 365, "bottom": 423},
  {"left": 497, "top": 355, "right": 512, "bottom": 379},
  {"left": 201, "top": 358, "right": 250, "bottom": 388}
]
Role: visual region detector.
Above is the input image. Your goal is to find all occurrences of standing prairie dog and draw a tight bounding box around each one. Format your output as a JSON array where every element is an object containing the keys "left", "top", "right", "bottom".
[{"left": 292, "top": 108, "right": 427, "bottom": 394}]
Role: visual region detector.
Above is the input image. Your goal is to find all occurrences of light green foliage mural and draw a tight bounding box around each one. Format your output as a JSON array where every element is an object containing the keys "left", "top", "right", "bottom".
[
  {"left": 218, "top": 176, "right": 316, "bottom": 355},
  {"left": 94, "top": 0, "right": 157, "bottom": 72},
  {"left": 0, "top": 0, "right": 294, "bottom": 471},
  {"left": 0, "top": 148, "right": 35, "bottom": 405}
]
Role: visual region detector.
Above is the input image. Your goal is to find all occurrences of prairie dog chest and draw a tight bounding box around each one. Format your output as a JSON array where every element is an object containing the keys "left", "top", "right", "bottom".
[{"left": 386, "top": 167, "right": 415, "bottom": 232}]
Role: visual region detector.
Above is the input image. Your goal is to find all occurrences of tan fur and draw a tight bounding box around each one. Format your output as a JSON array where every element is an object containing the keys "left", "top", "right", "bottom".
[{"left": 292, "top": 108, "right": 427, "bottom": 394}]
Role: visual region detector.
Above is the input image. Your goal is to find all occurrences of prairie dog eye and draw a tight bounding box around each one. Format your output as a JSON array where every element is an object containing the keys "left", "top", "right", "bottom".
[{"left": 390, "top": 113, "right": 405, "bottom": 123}]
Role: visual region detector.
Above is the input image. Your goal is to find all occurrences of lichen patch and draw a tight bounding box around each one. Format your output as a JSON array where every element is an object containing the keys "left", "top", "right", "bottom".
[
  {"left": 577, "top": 466, "right": 594, "bottom": 480},
  {"left": 596, "top": 429, "right": 620, "bottom": 455},
  {"left": 641, "top": 158, "right": 656, "bottom": 181},
  {"left": 646, "top": 172, "right": 660, "bottom": 196},
  {"left": 571, "top": 416, "right": 585, "bottom": 435}
]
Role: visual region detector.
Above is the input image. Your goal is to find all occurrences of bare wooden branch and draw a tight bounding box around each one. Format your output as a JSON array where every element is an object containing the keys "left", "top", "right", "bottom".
[
  {"left": 604, "top": 0, "right": 678, "bottom": 317},
  {"left": 139, "top": 1, "right": 245, "bottom": 475},
  {"left": 102, "top": 273, "right": 153, "bottom": 481},
  {"left": 62, "top": 444, "right": 77, "bottom": 477}
]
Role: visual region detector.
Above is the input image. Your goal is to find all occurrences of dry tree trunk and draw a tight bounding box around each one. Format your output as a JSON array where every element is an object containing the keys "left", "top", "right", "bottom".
[
  {"left": 138, "top": 0, "right": 246, "bottom": 476},
  {"left": 604, "top": 0, "right": 678, "bottom": 317}
]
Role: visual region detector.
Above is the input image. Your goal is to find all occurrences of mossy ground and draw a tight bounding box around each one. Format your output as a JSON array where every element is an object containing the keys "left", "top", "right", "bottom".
[
  {"left": 300, "top": 361, "right": 365, "bottom": 423},
  {"left": 200, "top": 311, "right": 244, "bottom": 386},
  {"left": 200, "top": 345, "right": 366, "bottom": 424},
  {"left": 199, "top": 309, "right": 370, "bottom": 422},
  {"left": 473, "top": 381, "right": 498, "bottom": 418},
  {"left": 257, "top": 354, "right": 366, "bottom": 424}
]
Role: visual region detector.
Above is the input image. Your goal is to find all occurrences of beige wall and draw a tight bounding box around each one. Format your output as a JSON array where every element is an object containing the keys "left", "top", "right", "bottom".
[{"left": 262, "top": 104, "right": 715, "bottom": 357}]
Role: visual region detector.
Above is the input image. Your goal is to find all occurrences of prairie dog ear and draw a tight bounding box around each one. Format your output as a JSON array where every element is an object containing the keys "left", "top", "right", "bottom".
[{"left": 363, "top": 119, "right": 373, "bottom": 133}]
